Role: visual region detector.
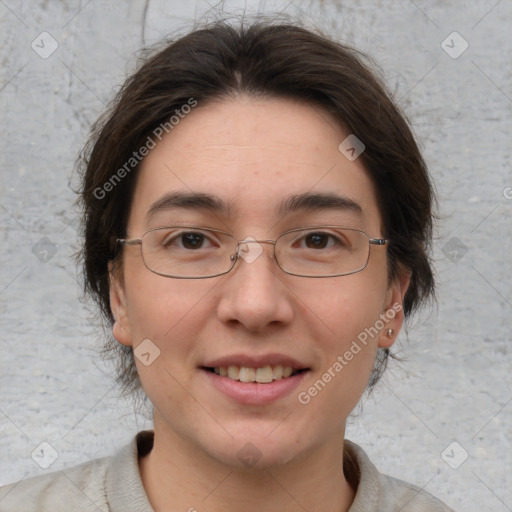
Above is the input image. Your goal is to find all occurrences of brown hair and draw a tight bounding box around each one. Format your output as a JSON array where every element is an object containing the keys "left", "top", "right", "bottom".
[{"left": 78, "top": 18, "right": 435, "bottom": 397}]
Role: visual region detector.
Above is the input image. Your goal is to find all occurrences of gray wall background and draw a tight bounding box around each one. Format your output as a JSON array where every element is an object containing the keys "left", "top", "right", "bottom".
[{"left": 0, "top": 1, "right": 511, "bottom": 510}]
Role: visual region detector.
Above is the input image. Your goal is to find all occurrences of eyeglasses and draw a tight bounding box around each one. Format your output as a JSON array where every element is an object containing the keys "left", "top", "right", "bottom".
[{"left": 116, "top": 225, "right": 388, "bottom": 279}]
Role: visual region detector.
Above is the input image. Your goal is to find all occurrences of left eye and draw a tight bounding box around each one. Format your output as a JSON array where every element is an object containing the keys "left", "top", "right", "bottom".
[
  {"left": 299, "top": 232, "right": 340, "bottom": 249},
  {"left": 180, "top": 232, "right": 208, "bottom": 249},
  {"left": 303, "top": 233, "right": 331, "bottom": 249}
]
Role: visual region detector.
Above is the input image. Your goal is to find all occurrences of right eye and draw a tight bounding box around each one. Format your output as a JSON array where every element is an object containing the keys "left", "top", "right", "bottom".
[{"left": 161, "top": 230, "right": 216, "bottom": 250}]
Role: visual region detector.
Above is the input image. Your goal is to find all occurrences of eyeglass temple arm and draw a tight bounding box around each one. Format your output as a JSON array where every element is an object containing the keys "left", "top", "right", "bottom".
[
  {"left": 116, "top": 238, "right": 142, "bottom": 246},
  {"left": 369, "top": 238, "right": 388, "bottom": 246}
]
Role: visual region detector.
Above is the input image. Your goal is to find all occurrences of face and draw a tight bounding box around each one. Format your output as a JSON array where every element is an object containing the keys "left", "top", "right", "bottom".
[{"left": 110, "top": 95, "right": 408, "bottom": 469}]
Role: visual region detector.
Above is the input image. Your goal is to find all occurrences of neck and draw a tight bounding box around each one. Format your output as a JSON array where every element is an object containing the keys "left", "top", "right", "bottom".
[{"left": 139, "top": 415, "right": 356, "bottom": 512}]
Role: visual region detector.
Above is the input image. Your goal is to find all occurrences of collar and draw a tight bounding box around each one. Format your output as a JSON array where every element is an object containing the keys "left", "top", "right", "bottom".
[
  {"left": 106, "top": 430, "right": 155, "bottom": 512},
  {"left": 105, "top": 431, "right": 381, "bottom": 512}
]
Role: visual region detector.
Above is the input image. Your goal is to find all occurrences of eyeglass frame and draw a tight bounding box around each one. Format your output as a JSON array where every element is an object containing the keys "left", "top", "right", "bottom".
[{"left": 116, "top": 225, "right": 389, "bottom": 279}]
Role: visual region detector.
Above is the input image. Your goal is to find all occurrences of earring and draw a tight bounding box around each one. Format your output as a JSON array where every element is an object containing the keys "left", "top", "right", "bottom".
[{"left": 386, "top": 328, "right": 394, "bottom": 337}]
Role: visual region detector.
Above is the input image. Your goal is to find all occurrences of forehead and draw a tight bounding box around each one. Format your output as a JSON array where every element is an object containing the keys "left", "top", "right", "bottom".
[{"left": 129, "top": 96, "right": 382, "bottom": 233}]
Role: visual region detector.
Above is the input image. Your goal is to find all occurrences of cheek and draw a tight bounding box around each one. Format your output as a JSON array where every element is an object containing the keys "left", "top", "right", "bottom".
[
  {"left": 122, "top": 268, "right": 218, "bottom": 387},
  {"left": 297, "top": 298, "right": 381, "bottom": 425},
  {"left": 293, "top": 272, "right": 387, "bottom": 345},
  {"left": 124, "top": 271, "right": 213, "bottom": 403},
  {"left": 123, "top": 251, "right": 207, "bottom": 336},
  {"left": 291, "top": 276, "right": 386, "bottom": 410}
]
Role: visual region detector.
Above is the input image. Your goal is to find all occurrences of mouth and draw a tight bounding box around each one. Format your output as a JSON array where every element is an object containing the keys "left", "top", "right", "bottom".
[
  {"left": 201, "top": 365, "right": 309, "bottom": 384},
  {"left": 200, "top": 363, "right": 310, "bottom": 405},
  {"left": 199, "top": 354, "right": 311, "bottom": 404}
]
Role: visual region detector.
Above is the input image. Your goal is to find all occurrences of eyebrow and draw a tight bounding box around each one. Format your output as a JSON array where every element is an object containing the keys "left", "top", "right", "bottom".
[
  {"left": 146, "top": 191, "right": 238, "bottom": 221},
  {"left": 278, "top": 192, "right": 362, "bottom": 216},
  {"left": 146, "top": 191, "right": 362, "bottom": 222}
]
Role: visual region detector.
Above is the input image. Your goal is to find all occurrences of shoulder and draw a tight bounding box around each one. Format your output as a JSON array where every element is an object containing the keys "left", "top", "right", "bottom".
[
  {"left": 377, "top": 472, "right": 456, "bottom": 512},
  {"left": 0, "top": 456, "right": 111, "bottom": 512},
  {"left": 345, "top": 440, "right": 457, "bottom": 512},
  {"left": 0, "top": 430, "right": 155, "bottom": 512}
]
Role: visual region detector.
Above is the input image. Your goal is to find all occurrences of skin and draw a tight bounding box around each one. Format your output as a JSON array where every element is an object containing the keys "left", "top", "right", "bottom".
[{"left": 110, "top": 95, "right": 410, "bottom": 512}]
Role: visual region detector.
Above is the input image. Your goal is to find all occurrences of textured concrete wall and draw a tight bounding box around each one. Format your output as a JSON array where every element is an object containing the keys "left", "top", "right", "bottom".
[{"left": 0, "top": 1, "right": 510, "bottom": 510}]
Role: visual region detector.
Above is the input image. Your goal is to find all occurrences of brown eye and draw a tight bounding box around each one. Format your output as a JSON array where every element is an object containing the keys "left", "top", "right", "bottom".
[
  {"left": 160, "top": 230, "right": 214, "bottom": 250},
  {"left": 180, "top": 232, "right": 206, "bottom": 249},
  {"left": 304, "top": 233, "right": 330, "bottom": 249}
]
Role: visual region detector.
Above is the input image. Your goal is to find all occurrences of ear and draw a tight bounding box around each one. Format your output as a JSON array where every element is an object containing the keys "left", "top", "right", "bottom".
[
  {"left": 108, "top": 260, "right": 134, "bottom": 347},
  {"left": 378, "top": 267, "right": 411, "bottom": 349}
]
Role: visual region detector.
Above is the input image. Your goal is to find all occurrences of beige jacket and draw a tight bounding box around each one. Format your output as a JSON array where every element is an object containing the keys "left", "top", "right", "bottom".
[{"left": 0, "top": 431, "right": 456, "bottom": 511}]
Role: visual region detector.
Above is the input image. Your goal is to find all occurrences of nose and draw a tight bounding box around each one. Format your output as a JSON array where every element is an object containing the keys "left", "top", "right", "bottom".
[{"left": 216, "top": 238, "right": 294, "bottom": 331}]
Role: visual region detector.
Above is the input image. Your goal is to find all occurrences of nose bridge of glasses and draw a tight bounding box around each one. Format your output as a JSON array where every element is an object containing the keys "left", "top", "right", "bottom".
[
  {"left": 235, "top": 238, "right": 276, "bottom": 264},
  {"left": 238, "top": 238, "right": 276, "bottom": 246}
]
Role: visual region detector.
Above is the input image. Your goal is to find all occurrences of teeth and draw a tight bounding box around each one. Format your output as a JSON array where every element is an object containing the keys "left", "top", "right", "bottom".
[
  {"left": 273, "top": 365, "right": 283, "bottom": 379},
  {"left": 227, "top": 365, "right": 239, "bottom": 379},
  {"left": 212, "top": 364, "right": 300, "bottom": 383},
  {"left": 239, "top": 367, "right": 256, "bottom": 382},
  {"left": 255, "top": 366, "right": 274, "bottom": 383},
  {"left": 282, "top": 366, "right": 293, "bottom": 378}
]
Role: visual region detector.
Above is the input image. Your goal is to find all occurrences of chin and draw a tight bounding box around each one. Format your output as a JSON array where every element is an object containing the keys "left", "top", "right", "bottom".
[
  {"left": 201, "top": 423, "right": 310, "bottom": 470},
  {"left": 213, "top": 443, "right": 301, "bottom": 471}
]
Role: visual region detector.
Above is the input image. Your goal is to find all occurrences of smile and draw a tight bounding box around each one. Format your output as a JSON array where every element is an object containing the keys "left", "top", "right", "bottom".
[{"left": 203, "top": 365, "right": 305, "bottom": 383}]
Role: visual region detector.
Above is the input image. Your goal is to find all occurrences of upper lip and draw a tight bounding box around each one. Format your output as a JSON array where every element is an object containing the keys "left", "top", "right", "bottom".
[{"left": 201, "top": 353, "right": 309, "bottom": 370}]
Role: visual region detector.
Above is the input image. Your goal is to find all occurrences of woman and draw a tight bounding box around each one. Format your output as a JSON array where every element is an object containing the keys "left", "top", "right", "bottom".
[{"left": 0, "top": 19, "right": 455, "bottom": 511}]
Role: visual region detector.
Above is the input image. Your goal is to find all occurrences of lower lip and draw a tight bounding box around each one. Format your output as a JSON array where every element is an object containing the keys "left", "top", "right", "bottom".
[{"left": 200, "top": 369, "right": 309, "bottom": 405}]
